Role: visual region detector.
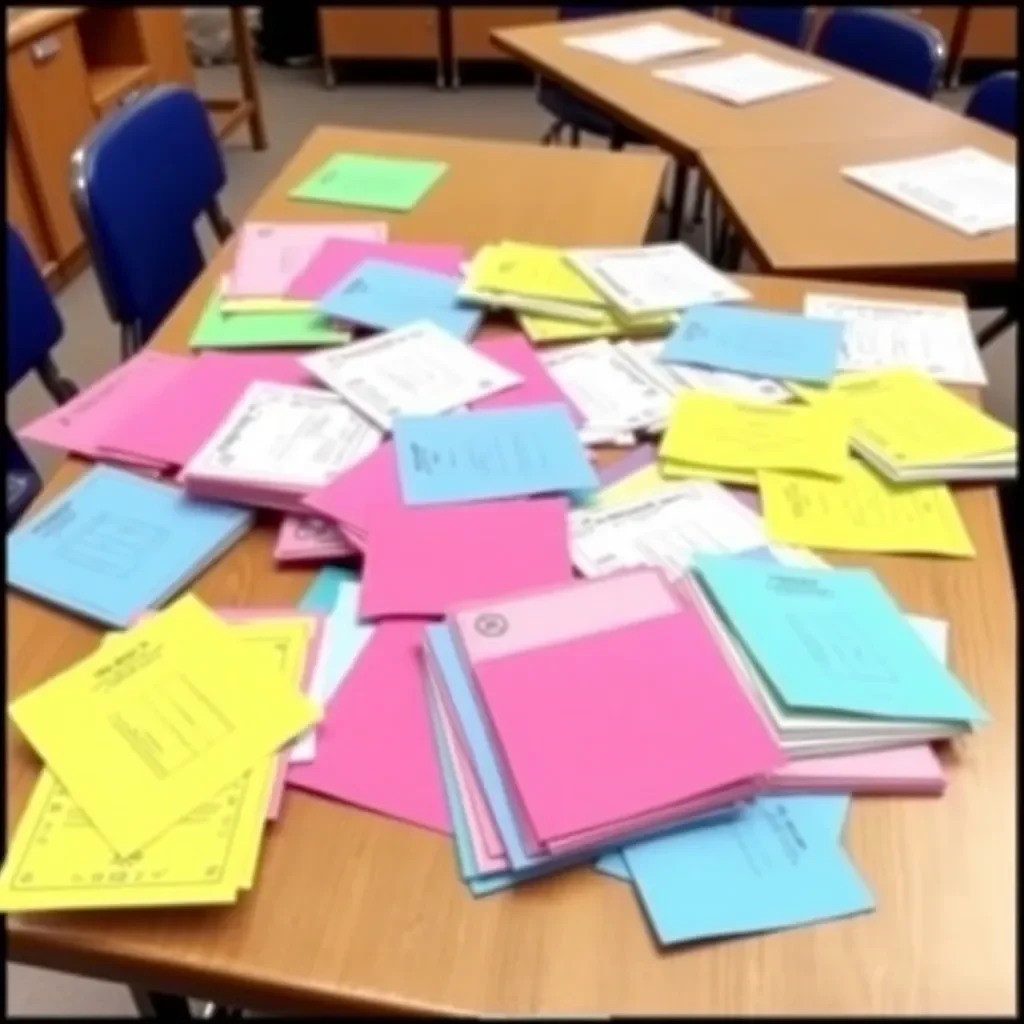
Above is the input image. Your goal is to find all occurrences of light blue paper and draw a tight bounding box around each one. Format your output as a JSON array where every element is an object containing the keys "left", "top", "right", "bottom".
[
  {"left": 622, "top": 794, "right": 874, "bottom": 946},
  {"left": 394, "top": 404, "right": 599, "bottom": 506},
  {"left": 660, "top": 305, "right": 842, "bottom": 384},
  {"left": 317, "top": 259, "right": 483, "bottom": 341},
  {"left": 693, "top": 555, "right": 988, "bottom": 724},
  {"left": 6, "top": 465, "right": 252, "bottom": 628}
]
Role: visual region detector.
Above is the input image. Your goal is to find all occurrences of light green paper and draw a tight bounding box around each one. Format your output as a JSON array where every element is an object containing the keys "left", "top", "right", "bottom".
[
  {"left": 288, "top": 152, "right": 448, "bottom": 212},
  {"left": 190, "top": 295, "right": 350, "bottom": 350}
]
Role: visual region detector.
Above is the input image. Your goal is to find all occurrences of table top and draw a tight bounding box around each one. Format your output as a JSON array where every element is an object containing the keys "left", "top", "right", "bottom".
[
  {"left": 6, "top": 127, "right": 1017, "bottom": 1016},
  {"left": 701, "top": 130, "right": 1018, "bottom": 286},
  {"left": 492, "top": 8, "right": 1006, "bottom": 157}
]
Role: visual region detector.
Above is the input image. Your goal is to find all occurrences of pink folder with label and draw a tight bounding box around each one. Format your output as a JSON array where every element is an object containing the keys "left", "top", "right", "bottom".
[
  {"left": 359, "top": 496, "right": 573, "bottom": 620},
  {"left": 226, "top": 221, "right": 387, "bottom": 298},
  {"left": 274, "top": 515, "right": 359, "bottom": 563},
  {"left": 286, "top": 621, "right": 451, "bottom": 835},
  {"left": 768, "top": 744, "right": 946, "bottom": 795},
  {"left": 286, "top": 240, "right": 465, "bottom": 302},
  {"left": 450, "top": 569, "right": 784, "bottom": 850}
]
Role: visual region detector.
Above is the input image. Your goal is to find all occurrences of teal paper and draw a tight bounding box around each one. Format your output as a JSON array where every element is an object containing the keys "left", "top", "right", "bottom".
[
  {"left": 693, "top": 555, "right": 988, "bottom": 723},
  {"left": 661, "top": 305, "right": 842, "bottom": 384}
]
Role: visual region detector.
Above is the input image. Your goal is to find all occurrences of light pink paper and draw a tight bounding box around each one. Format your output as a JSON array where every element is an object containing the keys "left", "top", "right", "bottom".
[
  {"left": 18, "top": 351, "right": 191, "bottom": 467},
  {"left": 286, "top": 240, "right": 466, "bottom": 302},
  {"left": 452, "top": 569, "right": 783, "bottom": 846},
  {"left": 226, "top": 221, "right": 387, "bottom": 298},
  {"left": 274, "top": 514, "right": 360, "bottom": 563},
  {"left": 286, "top": 621, "right": 451, "bottom": 835},
  {"left": 469, "top": 334, "right": 584, "bottom": 426},
  {"left": 96, "top": 352, "right": 313, "bottom": 468},
  {"left": 768, "top": 744, "right": 946, "bottom": 795}
]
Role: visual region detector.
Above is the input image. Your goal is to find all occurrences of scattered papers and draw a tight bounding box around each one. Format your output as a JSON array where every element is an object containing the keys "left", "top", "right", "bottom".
[
  {"left": 274, "top": 514, "right": 358, "bottom": 563},
  {"left": 843, "top": 146, "right": 1017, "bottom": 236},
  {"left": 565, "top": 22, "right": 721, "bottom": 64},
  {"left": 190, "top": 289, "right": 349, "bottom": 349},
  {"left": 518, "top": 306, "right": 675, "bottom": 343},
  {"left": 803, "top": 293, "right": 987, "bottom": 386},
  {"left": 289, "top": 152, "right": 448, "bottom": 211},
  {"left": 769, "top": 745, "right": 947, "bottom": 796},
  {"left": 655, "top": 52, "right": 831, "bottom": 105}
]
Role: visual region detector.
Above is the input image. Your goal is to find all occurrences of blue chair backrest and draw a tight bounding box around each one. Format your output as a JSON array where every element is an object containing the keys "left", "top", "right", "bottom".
[
  {"left": 732, "top": 6, "right": 811, "bottom": 48},
  {"left": 71, "top": 85, "right": 227, "bottom": 344},
  {"left": 6, "top": 225, "right": 64, "bottom": 392},
  {"left": 814, "top": 8, "right": 946, "bottom": 99},
  {"left": 966, "top": 71, "right": 1018, "bottom": 135}
]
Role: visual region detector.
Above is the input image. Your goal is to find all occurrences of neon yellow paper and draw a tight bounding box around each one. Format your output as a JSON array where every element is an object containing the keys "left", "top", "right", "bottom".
[
  {"left": 759, "top": 460, "right": 975, "bottom": 557},
  {"left": 660, "top": 392, "right": 850, "bottom": 479},
  {"left": 218, "top": 296, "right": 316, "bottom": 315},
  {"left": 596, "top": 465, "right": 678, "bottom": 507},
  {"left": 518, "top": 308, "right": 675, "bottom": 343},
  {"left": 465, "top": 241, "right": 605, "bottom": 307},
  {"left": 659, "top": 459, "right": 759, "bottom": 487},
  {"left": 8, "top": 595, "right": 320, "bottom": 856}
]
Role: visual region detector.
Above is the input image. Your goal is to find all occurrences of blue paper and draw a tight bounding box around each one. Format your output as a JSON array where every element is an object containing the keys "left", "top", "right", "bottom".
[
  {"left": 318, "top": 259, "right": 483, "bottom": 341},
  {"left": 297, "top": 566, "right": 356, "bottom": 613},
  {"left": 7, "top": 465, "right": 252, "bottom": 628},
  {"left": 595, "top": 851, "right": 630, "bottom": 881},
  {"left": 621, "top": 794, "right": 874, "bottom": 946},
  {"left": 394, "top": 404, "right": 599, "bottom": 506},
  {"left": 693, "top": 555, "right": 988, "bottom": 724},
  {"left": 660, "top": 305, "right": 842, "bottom": 384}
]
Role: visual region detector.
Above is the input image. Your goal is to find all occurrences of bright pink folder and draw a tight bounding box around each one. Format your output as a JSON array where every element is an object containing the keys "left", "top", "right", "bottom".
[
  {"left": 359, "top": 496, "right": 573, "bottom": 621},
  {"left": 286, "top": 240, "right": 465, "bottom": 302},
  {"left": 274, "top": 514, "right": 359, "bottom": 563},
  {"left": 18, "top": 351, "right": 191, "bottom": 467},
  {"left": 768, "top": 744, "right": 946, "bottom": 795},
  {"left": 450, "top": 569, "right": 783, "bottom": 846},
  {"left": 302, "top": 443, "right": 395, "bottom": 546},
  {"left": 286, "top": 621, "right": 451, "bottom": 835},
  {"left": 226, "top": 221, "right": 387, "bottom": 298},
  {"left": 96, "top": 352, "right": 313, "bottom": 468}
]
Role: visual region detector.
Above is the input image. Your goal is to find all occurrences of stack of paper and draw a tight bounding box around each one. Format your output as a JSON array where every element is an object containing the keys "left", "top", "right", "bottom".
[
  {"left": 0, "top": 596, "right": 319, "bottom": 911},
  {"left": 181, "top": 381, "right": 383, "bottom": 512},
  {"left": 7, "top": 465, "right": 253, "bottom": 627},
  {"left": 564, "top": 22, "right": 722, "bottom": 64},
  {"left": 655, "top": 52, "right": 831, "bottom": 105},
  {"left": 274, "top": 514, "right": 359, "bottom": 564},
  {"left": 692, "top": 554, "right": 988, "bottom": 758}
]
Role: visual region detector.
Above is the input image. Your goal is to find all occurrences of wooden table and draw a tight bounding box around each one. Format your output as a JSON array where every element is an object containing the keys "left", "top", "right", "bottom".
[
  {"left": 700, "top": 129, "right": 1018, "bottom": 293},
  {"left": 6, "top": 128, "right": 1016, "bottom": 1015}
]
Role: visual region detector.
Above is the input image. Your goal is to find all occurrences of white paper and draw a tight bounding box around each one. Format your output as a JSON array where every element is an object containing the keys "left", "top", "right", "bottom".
[
  {"left": 579, "top": 426, "right": 637, "bottom": 447},
  {"left": 567, "top": 243, "right": 751, "bottom": 315},
  {"left": 185, "top": 381, "right": 382, "bottom": 489},
  {"left": 803, "top": 293, "right": 987, "bottom": 385},
  {"left": 842, "top": 146, "right": 1017, "bottom": 236},
  {"left": 655, "top": 52, "right": 830, "bottom": 105},
  {"left": 565, "top": 22, "right": 721, "bottom": 64},
  {"left": 301, "top": 320, "right": 521, "bottom": 430},
  {"left": 570, "top": 480, "right": 768, "bottom": 579}
]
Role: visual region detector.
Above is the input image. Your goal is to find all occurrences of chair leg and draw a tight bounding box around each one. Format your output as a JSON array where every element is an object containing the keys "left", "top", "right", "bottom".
[
  {"left": 120, "top": 321, "right": 143, "bottom": 363},
  {"left": 205, "top": 200, "right": 234, "bottom": 244},
  {"left": 976, "top": 309, "right": 1017, "bottom": 347},
  {"left": 690, "top": 173, "right": 708, "bottom": 227},
  {"left": 667, "top": 163, "right": 687, "bottom": 240},
  {"left": 569, "top": 124, "right": 581, "bottom": 147},
  {"left": 540, "top": 121, "right": 564, "bottom": 146},
  {"left": 36, "top": 357, "right": 79, "bottom": 406}
]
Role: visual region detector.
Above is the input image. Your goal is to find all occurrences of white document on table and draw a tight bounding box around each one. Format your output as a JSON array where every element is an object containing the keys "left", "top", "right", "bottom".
[
  {"left": 803, "top": 293, "right": 987, "bottom": 386},
  {"left": 540, "top": 338, "right": 675, "bottom": 434},
  {"left": 302, "top": 320, "right": 522, "bottom": 430},
  {"left": 654, "top": 52, "right": 830, "bottom": 105},
  {"left": 185, "top": 381, "right": 383, "bottom": 489},
  {"left": 566, "top": 243, "right": 751, "bottom": 315},
  {"left": 570, "top": 480, "right": 769, "bottom": 579},
  {"left": 564, "top": 22, "right": 722, "bottom": 64},
  {"left": 842, "top": 146, "right": 1017, "bottom": 236}
]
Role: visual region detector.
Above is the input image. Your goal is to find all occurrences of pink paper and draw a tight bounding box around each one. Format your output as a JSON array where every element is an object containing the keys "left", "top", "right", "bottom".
[
  {"left": 286, "top": 240, "right": 466, "bottom": 302},
  {"left": 451, "top": 569, "right": 783, "bottom": 846},
  {"left": 302, "top": 443, "right": 396, "bottom": 545},
  {"left": 96, "top": 352, "right": 313, "bottom": 468},
  {"left": 274, "top": 514, "right": 359, "bottom": 563},
  {"left": 18, "top": 351, "right": 191, "bottom": 467},
  {"left": 469, "top": 334, "right": 584, "bottom": 426},
  {"left": 359, "top": 497, "right": 573, "bottom": 621},
  {"left": 226, "top": 221, "right": 387, "bottom": 298},
  {"left": 286, "top": 621, "right": 451, "bottom": 835},
  {"left": 768, "top": 744, "right": 946, "bottom": 795}
]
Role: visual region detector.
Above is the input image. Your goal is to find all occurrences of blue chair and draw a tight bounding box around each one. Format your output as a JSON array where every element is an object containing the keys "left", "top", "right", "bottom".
[
  {"left": 814, "top": 8, "right": 946, "bottom": 99},
  {"left": 6, "top": 225, "right": 80, "bottom": 528},
  {"left": 731, "top": 6, "right": 812, "bottom": 48},
  {"left": 966, "top": 70, "right": 1018, "bottom": 135},
  {"left": 71, "top": 85, "right": 234, "bottom": 362}
]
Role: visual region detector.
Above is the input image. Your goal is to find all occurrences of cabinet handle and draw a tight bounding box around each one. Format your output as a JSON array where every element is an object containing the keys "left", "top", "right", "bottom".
[{"left": 29, "top": 34, "right": 61, "bottom": 64}]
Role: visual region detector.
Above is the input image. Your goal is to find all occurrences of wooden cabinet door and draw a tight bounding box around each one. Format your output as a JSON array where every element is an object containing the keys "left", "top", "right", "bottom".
[
  {"left": 452, "top": 7, "right": 558, "bottom": 60},
  {"left": 962, "top": 6, "right": 1017, "bottom": 59},
  {"left": 6, "top": 127, "right": 52, "bottom": 269},
  {"left": 135, "top": 8, "right": 197, "bottom": 90},
  {"left": 319, "top": 7, "right": 440, "bottom": 58}
]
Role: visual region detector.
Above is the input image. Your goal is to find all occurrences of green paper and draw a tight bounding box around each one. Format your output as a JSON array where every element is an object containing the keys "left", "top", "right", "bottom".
[
  {"left": 288, "top": 152, "right": 448, "bottom": 212},
  {"left": 190, "top": 296, "right": 350, "bottom": 350}
]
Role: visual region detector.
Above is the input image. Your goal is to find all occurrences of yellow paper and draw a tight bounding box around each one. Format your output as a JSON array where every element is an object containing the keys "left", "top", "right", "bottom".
[
  {"left": 759, "top": 459, "right": 975, "bottom": 557},
  {"left": 0, "top": 764, "right": 272, "bottom": 912},
  {"left": 660, "top": 392, "right": 850, "bottom": 479},
  {"left": 659, "top": 459, "right": 759, "bottom": 487},
  {"left": 596, "top": 464, "right": 677, "bottom": 507},
  {"left": 518, "top": 308, "right": 675, "bottom": 343},
  {"left": 465, "top": 241, "right": 605, "bottom": 307},
  {"left": 9, "top": 595, "right": 320, "bottom": 856},
  {"left": 218, "top": 296, "right": 316, "bottom": 314}
]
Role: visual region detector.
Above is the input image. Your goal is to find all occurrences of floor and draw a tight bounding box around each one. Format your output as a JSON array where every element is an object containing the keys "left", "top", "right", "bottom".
[{"left": 5, "top": 62, "right": 1018, "bottom": 1018}]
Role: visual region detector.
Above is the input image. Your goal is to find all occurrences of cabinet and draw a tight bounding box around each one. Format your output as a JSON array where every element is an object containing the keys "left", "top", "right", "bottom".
[
  {"left": 319, "top": 7, "right": 441, "bottom": 85},
  {"left": 450, "top": 7, "right": 557, "bottom": 85}
]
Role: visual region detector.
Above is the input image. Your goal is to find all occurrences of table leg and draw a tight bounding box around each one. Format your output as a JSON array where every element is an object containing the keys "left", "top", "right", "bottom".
[
  {"left": 130, "top": 990, "right": 193, "bottom": 1018},
  {"left": 323, "top": 57, "right": 336, "bottom": 88},
  {"left": 229, "top": 8, "right": 267, "bottom": 151}
]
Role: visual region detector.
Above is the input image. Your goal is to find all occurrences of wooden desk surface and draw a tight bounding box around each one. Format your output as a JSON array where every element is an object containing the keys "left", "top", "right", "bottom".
[
  {"left": 701, "top": 131, "right": 1018, "bottom": 288},
  {"left": 6, "top": 128, "right": 1016, "bottom": 1016},
  {"left": 492, "top": 8, "right": 997, "bottom": 158}
]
